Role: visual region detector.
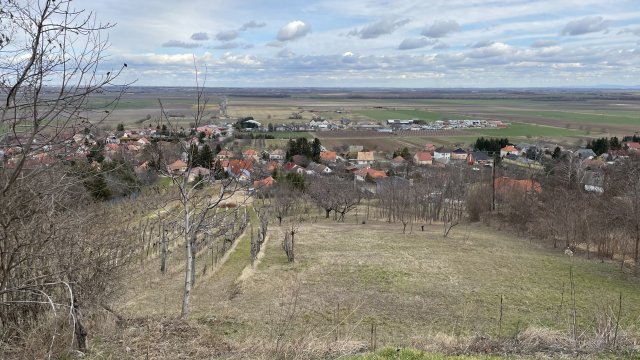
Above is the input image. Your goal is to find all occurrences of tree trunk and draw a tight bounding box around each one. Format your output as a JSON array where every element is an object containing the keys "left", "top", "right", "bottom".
[
  {"left": 325, "top": 209, "right": 330, "bottom": 218},
  {"left": 181, "top": 204, "right": 193, "bottom": 318},
  {"left": 160, "top": 224, "right": 168, "bottom": 274}
]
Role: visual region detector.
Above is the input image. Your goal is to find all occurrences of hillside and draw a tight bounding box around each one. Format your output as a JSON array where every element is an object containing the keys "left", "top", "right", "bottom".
[{"left": 88, "top": 202, "right": 640, "bottom": 359}]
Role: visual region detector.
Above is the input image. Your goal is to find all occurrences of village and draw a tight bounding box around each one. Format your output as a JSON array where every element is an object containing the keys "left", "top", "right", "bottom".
[{"left": 2, "top": 113, "right": 639, "bottom": 199}]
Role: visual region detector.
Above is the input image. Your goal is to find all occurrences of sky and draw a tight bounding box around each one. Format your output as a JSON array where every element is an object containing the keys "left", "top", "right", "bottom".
[{"left": 75, "top": 0, "right": 640, "bottom": 87}]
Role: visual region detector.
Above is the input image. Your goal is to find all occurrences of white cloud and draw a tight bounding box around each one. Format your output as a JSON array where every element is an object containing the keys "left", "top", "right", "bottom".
[{"left": 277, "top": 20, "right": 311, "bottom": 41}]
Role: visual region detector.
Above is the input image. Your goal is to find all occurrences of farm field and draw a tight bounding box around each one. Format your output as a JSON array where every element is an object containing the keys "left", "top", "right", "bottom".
[
  {"left": 88, "top": 88, "right": 640, "bottom": 152},
  {"left": 105, "top": 201, "right": 640, "bottom": 359}
]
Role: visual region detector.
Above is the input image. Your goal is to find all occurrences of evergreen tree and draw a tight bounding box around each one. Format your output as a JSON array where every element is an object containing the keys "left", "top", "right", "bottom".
[
  {"left": 116, "top": 123, "right": 124, "bottom": 132},
  {"left": 199, "top": 144, "right": 213, "bottom": 168},
  {"left": 212, "top": 160, "right": 227, "bottom": 180},
  {"left": 215, "top": 143, "right": 222, "bottom": 155},
  {"left": 312, "top": 138, "right": 322, "bottom": 162},
  {"left": 552, "top": 146, "right": 562, "bottom": 160}
]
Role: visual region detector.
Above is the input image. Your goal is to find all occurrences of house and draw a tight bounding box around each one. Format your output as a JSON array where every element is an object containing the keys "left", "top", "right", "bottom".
[
  {"left": 434, "top": 147, "right": 452, "bottom": 160},
  {"left": 575, "top": 148, "right": 596, "bottom": 160},
  {"left": 217, "top": 149, "right": 233, "bottom": 160},
  {"left": 320, "top": 151, "right": 337, "bottom": 164},
  {"left": 500, "top": 145, "right": 520, "bottom": 158},
  {"left": 135, "top": 160, "right": 149, "bottom": 174},
  {"left": 451, "top": 148, "right": 468, "bottom": 160},
  {"left": 356, "top": 151, "right": 375, "bottom": 166},
  {"left": 226, "top": 159, "right": 253, "bottom": 181},
  {"left": 253, "top": 176, "right": 275, "bottom": 190},
  {"left": 413, "top": 151, "right": 433, "bottom": 165},
  {"left": 354, "top": 168, "right": 387, "bottom": 182},
  {"left": 242, "top": 148, "right": 259, "bottom": 161},
  {"left": 626, "top": 142, "right": 640, "bottom": 151},
  {"left": 283, "top": 162, "right": 305, "bottom": 175},
  {"left": 424, "top": 143, "right": 436, "bottom": 152},
  {"left": 187, "top": 166, "right": 211, "bottom": 182},
  {"left": 137, "top": 137, "right": 151, "bottom": 147},
  {"left": 467, "top": 151, "right": 493, "bottom": 166},
  {"left": 390, "top": 156, "right": 407, "bottom": 168},
  {"left": 306, "top": 161, "right": 332, "bottom": 174},
  {"left": 269, "top": 149, "right": 286, "bottom": 161},
  {"left": 167, "top": 159, "right": 188, "bottom": 174}
]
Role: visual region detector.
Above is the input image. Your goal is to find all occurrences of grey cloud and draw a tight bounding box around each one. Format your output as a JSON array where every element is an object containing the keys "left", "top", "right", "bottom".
[
  {"left": 398, "top": 37, "right": 436, "bottom": 50},
  {"left": 531, "top": 40, "right": 558, "bottom": 48},
  {"left": 217, "top": 30, "right": 239, "bottom": 41},
  {"left": 353, "top": 18, "right": 410, "bottom": 39},
  {"left": 190, "top": 32, "right": 209, "bottom": 41},
  {"left": 213, "top": 42, "right": 239, "bottom": 50},
  {"left": 161, "top": 40, "right": 201, "bottom": 48},
  {"left": 422, "top": 20, "right": 460, "bottom": 38},
  {"left": 277, "top": 20, "right": 311, "bottom": 41},
  {"left": 240, "top": 20, "right": 266, "bottom": 31},
  {"left": 561, "top": 16, "right": 608, "bottom": 36},
  {"left": 471, "top": 40, "right": 495, "bottom": 48}
]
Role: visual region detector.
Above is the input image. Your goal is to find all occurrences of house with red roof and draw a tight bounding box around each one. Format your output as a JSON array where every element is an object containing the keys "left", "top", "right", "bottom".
[
  {"left": 354, "top": 168, "right": 387, "bottom": 182},
  {"left": 253, "top": 176, "right": 275, "bottom": 190},
  {"left": 413, "top": 151, "right": 433, "bottom": 165},
  {"left": 500, "top": 145, "right": 519, "bottom": 158},
  {"left": 242, "top": 148, "right": 259, "bottom": 161},
  {"left": 320, "top": 151, "right": 337, "bottom": 164},
  {"left": 626, "top": 142, "right": 640, "bottom": 152},
  {"left": 167, "top": 159, "right": 188, "bottom": 174}
]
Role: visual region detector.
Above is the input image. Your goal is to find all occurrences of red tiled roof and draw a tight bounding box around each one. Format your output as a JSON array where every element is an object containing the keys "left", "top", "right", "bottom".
[
  {"left": 414, "top": 151, "right": 432, "bottom": 162},
  {"left": 253, "top": 176, "right": 275, "bottom": 189},
  {"left": 320, "top": 151, "right": 337, "bottom": 161},
  {"left": 354, "top": 168, "right": 387, "bottom": 179}
]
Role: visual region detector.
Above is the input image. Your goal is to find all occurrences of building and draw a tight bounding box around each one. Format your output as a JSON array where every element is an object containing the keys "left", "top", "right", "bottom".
[
  {"left": 467, "top": 151, "right": 493, "bottom": 166},
  {"left": 500, "top": 145, "right": 519, "bottom": 158},
  {"left": 356, "top": 151, "right": 375, "bottom": 166},
  {"left": 413, "top": 151, "right": 433, "bottom": 165}
]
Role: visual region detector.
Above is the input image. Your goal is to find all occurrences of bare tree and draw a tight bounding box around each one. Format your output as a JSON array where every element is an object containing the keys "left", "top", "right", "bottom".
[
  {"left": 0, "top": 0, "right": 131, "bottom": 355},
  {"left": 153, "top": 65, "right": 250, "bottom": 318}
]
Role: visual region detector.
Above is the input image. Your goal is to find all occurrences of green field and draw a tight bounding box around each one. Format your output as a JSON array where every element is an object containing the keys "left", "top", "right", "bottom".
[
  {"left": 491, "top": 109, "right": 640, "bottom": 126},
  {"left": 467, "top": 122, "right": 587, "bottom": 137}
]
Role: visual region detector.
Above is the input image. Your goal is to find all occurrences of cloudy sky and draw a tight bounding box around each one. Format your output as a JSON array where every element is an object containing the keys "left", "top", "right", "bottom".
[{"left": 76, "top": 0, "right": 640, "bottom": 87}]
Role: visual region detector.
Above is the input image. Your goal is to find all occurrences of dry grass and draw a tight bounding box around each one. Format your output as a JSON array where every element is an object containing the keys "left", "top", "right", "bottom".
[{"left": 89, "top": 204, "right": 640, "bottom": 359}]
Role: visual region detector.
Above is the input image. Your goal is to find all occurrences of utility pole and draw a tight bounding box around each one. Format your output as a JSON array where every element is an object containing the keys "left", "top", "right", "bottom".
[{"left": 492, "top": 152, "right": 496, "bottom": 211}]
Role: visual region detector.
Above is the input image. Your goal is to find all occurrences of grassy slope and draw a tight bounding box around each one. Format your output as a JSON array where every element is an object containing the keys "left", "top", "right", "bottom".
[
  {"left": 190, "top": 215, "right": 640, "bottom": 348},
  {"left": 103, "top": 200, "right": 640, "bottom": 358}
]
